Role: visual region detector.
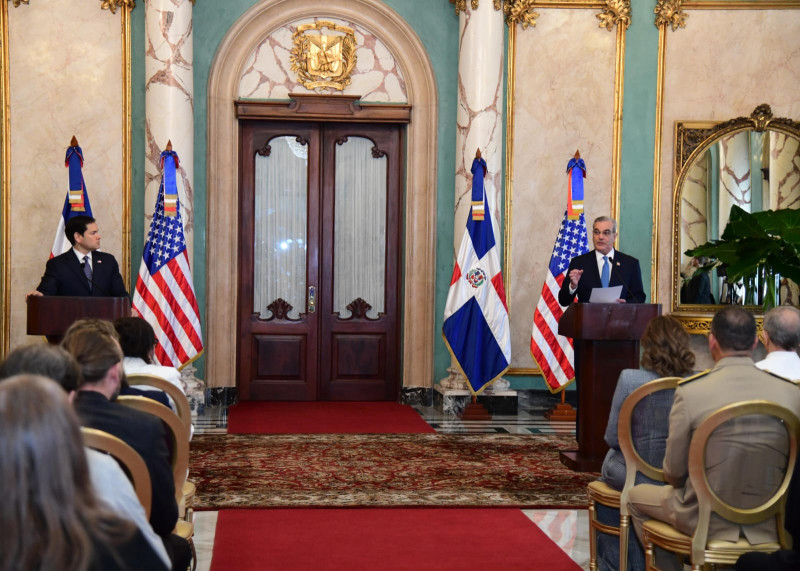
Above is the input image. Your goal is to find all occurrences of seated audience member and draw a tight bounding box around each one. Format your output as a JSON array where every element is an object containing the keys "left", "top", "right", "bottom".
[
  {"left": 63, "top": 318, "right": 173, "bottom": 409},
  {"left": 756, "top": 305, "right": 800, "bottom": 382},
  {"left": 61, "top": 328, "right": 191, "bottom": 571},
  {"left": 627, "top": 307, "right": 800, "bottom": 571},
  {"left": 595, "top": 315, "right": 694, "bottom": 571},
  {"left": 680, "top": 257, "right": 714, "bottom": 305},
  {"left": 0, "top": 374, "right": 167, "bottom": 571},
  {"left": 114, "top": 317, "right": 193, "bottom": 438},
  {"left": 0, "top": 343, "right": 170, "bottom": 568}
]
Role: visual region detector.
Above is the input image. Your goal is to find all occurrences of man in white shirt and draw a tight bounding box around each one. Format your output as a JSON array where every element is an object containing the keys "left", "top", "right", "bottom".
[{"left": 756, "top": 305, "right": 800, "bottom": 382}]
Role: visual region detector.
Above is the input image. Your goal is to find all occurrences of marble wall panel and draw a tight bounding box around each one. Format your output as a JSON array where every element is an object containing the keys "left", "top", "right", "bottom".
[
  {"left": 509, "top": 9, "right": 616, "bottom": 370},
  {"left": 680, "top": 155, "right": 708, "bottom": 269},
  {"left": 238, "top": 18, "right": 407, "bottom": 103},
  {"left": 8, "top": 3, "right": 124, "bottom": 349},
  {"left": 769, "top": 131, "right": 800, "bottom": 211},
  {"left": 660, "top": 10, "right": 800, "bottom": 307}
]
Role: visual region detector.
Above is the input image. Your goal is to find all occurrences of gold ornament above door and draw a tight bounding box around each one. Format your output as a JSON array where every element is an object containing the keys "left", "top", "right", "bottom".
[{"left": 290, "top": 21, "right": 358, "bottom": 91}]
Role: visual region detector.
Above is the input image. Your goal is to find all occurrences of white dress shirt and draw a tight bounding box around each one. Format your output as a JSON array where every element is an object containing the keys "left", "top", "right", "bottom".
[
  {"left": 569, "top": 248, "right": 616, "bottom": 294},
  {"left": 756, "top": 351, "right": 800, "bottom": 382}
]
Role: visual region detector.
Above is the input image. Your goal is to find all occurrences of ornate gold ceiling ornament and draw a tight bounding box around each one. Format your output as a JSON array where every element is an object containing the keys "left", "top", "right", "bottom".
[
  {"left": 10, "top": 0, "right": 30, "bottom": 6},
  {"left": 504, "top": 0, "right": 539, "bottom": 29},
  {"left": 654, "top": 0, "right": 687, "bottom": 31},
  {"left": 597, "top": 0, "right": 631, "bottom": 32},
  {"left": 290, "top": 21, "right": 357, "bottom": 91},
  {"left": 100, "top": 0, "right": 136, "bottom": 14}
]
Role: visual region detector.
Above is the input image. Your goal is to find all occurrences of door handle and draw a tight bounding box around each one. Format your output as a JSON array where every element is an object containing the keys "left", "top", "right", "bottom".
[{"left": 308, "top": 285, "right": 316, "bottom": 313}]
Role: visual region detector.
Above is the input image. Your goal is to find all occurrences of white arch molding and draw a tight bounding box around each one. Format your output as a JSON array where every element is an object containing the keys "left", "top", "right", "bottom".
[{"left": 206, "top": 0, "right": 438, "bottom": 391}]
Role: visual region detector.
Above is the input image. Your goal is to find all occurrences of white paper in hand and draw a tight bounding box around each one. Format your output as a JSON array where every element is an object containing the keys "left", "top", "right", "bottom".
[{"left": 589, "top": 285, "right": 623, "bottom": 303}]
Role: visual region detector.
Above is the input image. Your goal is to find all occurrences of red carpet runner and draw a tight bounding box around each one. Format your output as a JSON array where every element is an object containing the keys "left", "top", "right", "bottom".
[
  {"left": 210, "top": 508, "right": 580, "bottom": 570},
  {"left": 227, "top": 401, "right": 436, "bottom": 434}
]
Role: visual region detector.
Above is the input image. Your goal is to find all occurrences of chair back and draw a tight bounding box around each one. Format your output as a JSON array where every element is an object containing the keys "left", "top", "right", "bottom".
[
  {"left": 116, "top": 395, "right": 189, "bottom": 505},
  {"left": 687, "top": 399, "right": 799, "bottom": 564},
  {"left": 81, "top": 426, "right": 152, "bottom": 518},
  {"left": 617, "top": 376, "right": 680, "bottom": 571},
  {"left": 126, "top": 373, "right": 192, "bottom": 440}
]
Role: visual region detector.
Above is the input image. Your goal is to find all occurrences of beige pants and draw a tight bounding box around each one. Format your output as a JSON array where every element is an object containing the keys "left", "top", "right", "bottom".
[{"left": 627, "top": 484, "right": 684, "bottom": 571}]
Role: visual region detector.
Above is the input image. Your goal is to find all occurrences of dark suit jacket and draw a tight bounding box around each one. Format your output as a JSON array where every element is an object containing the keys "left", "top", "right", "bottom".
[
  {"left": 557, "top": 249, "right": 646, "bottom": 305},
  {"left": 74, "top": 391, "right": 178, "bottom": 538},
  {"left": 36, "top": 250, "right": 128, "bottom": 297}
]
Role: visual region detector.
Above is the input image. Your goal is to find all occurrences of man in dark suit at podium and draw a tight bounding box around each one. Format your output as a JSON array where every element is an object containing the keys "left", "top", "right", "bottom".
[
  {"left": 28, "top": 215, "right": 128, "bottom": 298},
  {"left": 557, "top": 215, "right": 646, "bottom": 306}
]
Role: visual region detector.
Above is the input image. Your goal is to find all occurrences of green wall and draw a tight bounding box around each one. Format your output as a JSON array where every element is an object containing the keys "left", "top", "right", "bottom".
[{"left": 130, "top": 1, "right": 658, "bottom": 388}]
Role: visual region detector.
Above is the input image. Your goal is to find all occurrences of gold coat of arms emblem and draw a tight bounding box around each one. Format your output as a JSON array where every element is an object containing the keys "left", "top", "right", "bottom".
[{"left": 290, "top": 21, "right": 358, "bottom": 91}]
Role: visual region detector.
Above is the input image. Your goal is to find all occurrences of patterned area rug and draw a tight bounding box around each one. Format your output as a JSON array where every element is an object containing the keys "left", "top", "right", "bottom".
[{"left": 191, "top": 433, "right": 598, "bottom": 509}]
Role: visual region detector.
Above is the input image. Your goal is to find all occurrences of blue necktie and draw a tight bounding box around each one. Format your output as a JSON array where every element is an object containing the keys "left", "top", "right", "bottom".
[
  {"left": 601, "top": 255, "right": 610, "bottom": 288},
  {"left": 83, "top": 255, "right": 93, "bottom": 288}
]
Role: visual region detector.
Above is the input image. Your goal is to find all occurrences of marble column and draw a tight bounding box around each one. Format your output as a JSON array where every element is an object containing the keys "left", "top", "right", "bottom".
[
  {"left": 442, "top": 1, "right": 507, "bottom": 395},
  {"left": 144, "top": 0, "right": 195, "bottom": 261}
]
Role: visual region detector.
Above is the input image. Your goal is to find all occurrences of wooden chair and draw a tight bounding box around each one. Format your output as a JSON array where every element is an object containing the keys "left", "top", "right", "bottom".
[
  {"left": 587, "top": 376, "right": 680, "bottom": 571},
  {"left": 117, "top": 395, "right": 196, "bottom": 570},
  {"left": 81, "top": 426, "right": 152, "bottom": 519},
  {"left": 126, "top": 373, "right": 196, "bottom": 521},
  {"left": 642, "top": 400, "right": 799, "bottom": 570}
]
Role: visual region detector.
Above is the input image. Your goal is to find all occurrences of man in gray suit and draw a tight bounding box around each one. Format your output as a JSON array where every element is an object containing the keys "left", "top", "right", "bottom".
[{"left": 627, "top": 307, "right": 800, "bottom": 568}]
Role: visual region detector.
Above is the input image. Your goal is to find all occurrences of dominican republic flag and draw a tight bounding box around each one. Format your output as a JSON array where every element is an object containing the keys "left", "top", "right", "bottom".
[
  {"left": 442, "top": 156, "right": 511, "bottom": 395},
  {"left": 530, "top": 155, "right": 589, "bottom": 392},
  {"left": 50, "top": 139, "right": 93, "bottom": 258},
  {"left": 133, "top": 148, "right": 203, "bottom": 368}
]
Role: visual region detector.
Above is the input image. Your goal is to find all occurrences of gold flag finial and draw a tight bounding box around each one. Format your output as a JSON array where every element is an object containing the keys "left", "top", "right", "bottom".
[
  {"left": 574, "top": 149, "right": 581, "bottom": 159},
  {"left": 166, "top": 139, "right": 173, "bottom": 151},
  {"left": 70, "top": 135, "right": 79, "bottom": 147}
]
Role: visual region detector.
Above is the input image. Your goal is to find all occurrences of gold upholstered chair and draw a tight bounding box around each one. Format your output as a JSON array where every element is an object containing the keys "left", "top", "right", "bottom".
[
  {"left": 641, "top": 400, "right": 799, "bottom": 571},
  {"left": 118, "top": 395, "right": 196, "bottom": 571},
  {"left": 81, "top": 426, "right": 152, "bottom": 519},
  {"left": 126, "top": 373, "right": 195, "bottom": 521},
  {"left": 587, "top": 376, "right": 680, "bottom": 571}
]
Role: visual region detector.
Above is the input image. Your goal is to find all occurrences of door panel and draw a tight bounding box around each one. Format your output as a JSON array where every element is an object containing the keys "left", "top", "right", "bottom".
[
  {"left": 238, "top": 121, "right": 402, "bottom": 401},
  {"left": 238, "top": 123, "right": 320, "bottom": 401}
]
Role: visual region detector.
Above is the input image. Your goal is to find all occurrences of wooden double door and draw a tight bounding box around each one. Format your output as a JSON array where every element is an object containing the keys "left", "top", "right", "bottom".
[{"left": 237, "top": 121, "right": 403, "bottom": 401}]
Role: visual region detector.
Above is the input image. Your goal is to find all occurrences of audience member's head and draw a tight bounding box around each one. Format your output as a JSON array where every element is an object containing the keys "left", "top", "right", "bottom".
[
  {"left": 114, "top": 316, "right": 157, "bottom": 364},
  {"left": 709, "top": 306, "right": 757, "bottom": 359},
  {"left": 0, "top": 343, "right": 81, "bottom": 392},
  {"left": 640, "top": 315, "right": 695, "bottom": 377},
  {"left": 63, "top": 318, "right": 119, "bottom": 343},
  {"left": 0, "top": 374, "right": 132, "bottom": 570},
  {"left": 61, "top": 328, "right": 124, "bottom": 397},
  {"left": 762, "top": 306, "right": 800, "bottom": 353}
]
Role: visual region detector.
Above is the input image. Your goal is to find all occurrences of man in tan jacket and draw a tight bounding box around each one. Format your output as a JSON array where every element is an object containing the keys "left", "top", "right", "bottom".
[{"left": 627, "top": 307, "right": 800, "bottom": 567}]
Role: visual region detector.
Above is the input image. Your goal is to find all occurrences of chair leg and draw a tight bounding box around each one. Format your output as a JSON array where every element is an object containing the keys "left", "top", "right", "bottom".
[
  {"left": 189, "top": 537, "right": 197, "bottom": 571},
  {"left": 619, "top": 514, "right": 629, "bottom": 571},
  {"left": 645, "top": 539, "right": 656, "bottom": 571},
  {"left": 588, "top": 498, "right": 598, "bottom": 571}
]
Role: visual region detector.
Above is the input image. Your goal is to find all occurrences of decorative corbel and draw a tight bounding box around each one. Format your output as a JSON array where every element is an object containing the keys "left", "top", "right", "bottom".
[
  {"left": 504, "top": 0, "right": 539, "bottom": 29},
  {"left": 654, "top": 0, "right": 688, "bottom": 31},
  {"left": 597, "top": 0, "right": 631, "bottom": 32},
  {"left": 449, "top": 0, "right": 504, "bottom": 15},
  {"left": 9, "top": 0, "right": 30, "bottom": 7},
  {"left": 100, "top": 0, "right": 135, "bottom": 13}
]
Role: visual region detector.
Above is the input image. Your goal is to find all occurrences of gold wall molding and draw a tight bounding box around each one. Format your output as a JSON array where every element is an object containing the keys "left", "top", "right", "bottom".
[
  {"left": 654, "top": 0, "right": 688, "bottom": 30},
  {"left": 504, "top": 0, "right": 540, "bottom": 27},
  {"left": 449, "top": 0, "right": 504, "bottom": 15},
  {"left": 597, "top": 0, "right": 630, "bottom": 31},
  {"left": 8, "top": 1, "right": 29, "bottom": 7},
  {"left": 101, "top": 0, "right": 136, "bottom": 13},
  {"left": 1, "top": 0, "right": 9, "bottom": 355},
  {"left": 120, "top": 3, "right": 132, "bottom": 287}
]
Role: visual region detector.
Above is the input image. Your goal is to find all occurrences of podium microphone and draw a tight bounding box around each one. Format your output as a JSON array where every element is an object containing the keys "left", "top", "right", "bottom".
[{"left": 609, "top": 258, "right": 635, "bottom": 302}]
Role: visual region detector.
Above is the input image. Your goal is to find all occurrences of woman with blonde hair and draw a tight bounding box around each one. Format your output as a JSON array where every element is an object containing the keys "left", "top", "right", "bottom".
[{"left": 0, "top": 374, "right": 167, "bottom": 571}]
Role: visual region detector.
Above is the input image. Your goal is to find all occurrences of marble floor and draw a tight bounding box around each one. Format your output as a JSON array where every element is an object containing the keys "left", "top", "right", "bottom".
[{"left": 191, "top": 391, "right": 590, "bottom": 570}]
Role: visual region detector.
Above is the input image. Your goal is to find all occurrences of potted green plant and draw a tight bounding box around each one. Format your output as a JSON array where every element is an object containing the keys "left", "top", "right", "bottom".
[{"left": 685, "top": 205, "right": 800, "bottom": 310}]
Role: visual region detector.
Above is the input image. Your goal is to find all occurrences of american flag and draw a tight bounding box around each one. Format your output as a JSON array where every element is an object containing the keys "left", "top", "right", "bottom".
[
  {"left": 133, "top": 149, "right": 203, "bottom": 368},
  {"left": 50, "top": 139, "right": 93, "bottom": 258},
  {"left": 530, "top": 157, "right": 588, "bottom": 392}
]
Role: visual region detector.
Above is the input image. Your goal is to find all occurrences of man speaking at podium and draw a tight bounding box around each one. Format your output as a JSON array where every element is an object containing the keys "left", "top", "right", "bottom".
[
  {"left": 557, "top": 215, "right": 645, "bottom": 305},
  {"left": 29, "top": 215, "right": 128, "bottom": 298}
]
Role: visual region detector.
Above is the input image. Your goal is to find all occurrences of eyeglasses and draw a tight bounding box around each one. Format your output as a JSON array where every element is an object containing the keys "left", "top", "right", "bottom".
[{"left": 593, "top": 229, "right": 616, "bottom": 237}]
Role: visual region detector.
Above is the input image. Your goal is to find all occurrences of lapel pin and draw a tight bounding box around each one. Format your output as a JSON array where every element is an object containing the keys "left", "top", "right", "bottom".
[
  {"left": 616, "top": 262, "right": 620, "bottom": 266},
  {"left": 97, "top": 259, "right": 102, "bottom": 264}
]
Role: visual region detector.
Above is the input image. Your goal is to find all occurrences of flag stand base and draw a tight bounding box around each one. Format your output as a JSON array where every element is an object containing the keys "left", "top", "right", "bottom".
[
  {"left": 544, "top": 391, "right": 576, "bottom": 422},
  {"left": 461, "top": 401, "right": 491, "bottom": 420}
]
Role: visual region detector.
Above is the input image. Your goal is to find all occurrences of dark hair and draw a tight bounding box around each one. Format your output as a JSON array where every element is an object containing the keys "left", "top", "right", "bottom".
[
  {"left": 114, "top": 317, "right": 156, "bottom": 364},
  {"left": 64, "top": 215, "right": 96, "bottom": 246},
  {"left": 0, "top": 343, "right": 81, "bottom": 392},
  {"left": 763, "top": 306, "right": 800, "bottom": 351},
  {"left": 640, "top": 315, "right": 695, "bottom": 377},
  {"left": 61, "top": 329, "right": 123, "bottom": 387},
  {"left": 710, "top": 306, "right": 757, "bottom": 352},
  {"left": 0, "top": 375, "right": 132, "bottom": 571}
]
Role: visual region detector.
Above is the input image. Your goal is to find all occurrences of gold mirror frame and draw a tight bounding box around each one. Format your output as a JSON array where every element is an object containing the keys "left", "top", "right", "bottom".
[{"left": 671, "top": 104, "right": 800, "bottom": 333}]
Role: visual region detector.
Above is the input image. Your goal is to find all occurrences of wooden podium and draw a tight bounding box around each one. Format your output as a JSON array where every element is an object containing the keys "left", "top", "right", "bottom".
[
  {"left": 558, "top": 302, "right": 661, "bottom": 472},
  {"left": 27, "top": 296, "right": 131, "bottom": 344}
]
